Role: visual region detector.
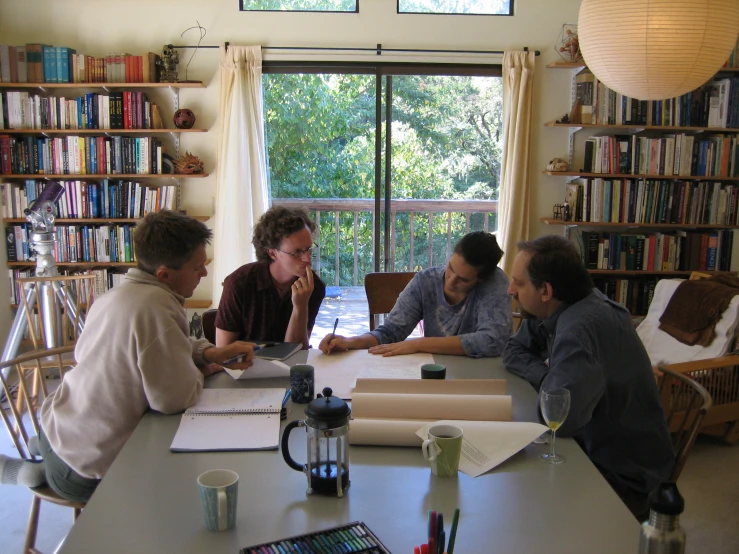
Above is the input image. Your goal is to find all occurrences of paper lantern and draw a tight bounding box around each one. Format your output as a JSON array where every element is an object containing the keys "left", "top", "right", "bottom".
[{"left": 578, "top": 0, "right": 739, "bottom": 100}]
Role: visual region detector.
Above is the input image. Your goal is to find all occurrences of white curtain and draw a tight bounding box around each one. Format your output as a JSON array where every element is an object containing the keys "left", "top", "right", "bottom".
[
  {"left": 213, "top": 45, "right": 270, "bottom": 306},
  {"left": 497, "top": 50, "right": 536, "bottom": 275}
]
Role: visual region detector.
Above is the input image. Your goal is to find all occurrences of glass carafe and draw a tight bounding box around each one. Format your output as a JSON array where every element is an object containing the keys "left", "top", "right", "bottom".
[{"left": 281, "top": 387, "right": 351, "bottom": 497}]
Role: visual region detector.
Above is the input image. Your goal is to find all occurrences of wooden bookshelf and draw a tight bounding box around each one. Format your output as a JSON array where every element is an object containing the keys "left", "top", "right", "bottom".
[
  {"left": 0, "top": 173, "right": 210, "bottom": 179},
  {"left": 11, "top": 299, "right": 212, "bottom": 309},
  {"left": 7, "top": 258, "right": 212, "bottom": 268},
  {"left": 546, "top": 61, "right": 586, "bottom": 69},
  {"left": 540, "top": 218, "right": 739, "bottom": 230},
  {"left": 0, "top": 128, "right": 207, "bottom": 134},
  {"left": 3, "top": 216, "right": 210, "bottom": 223},
  {"left": 544, "top": 120, "right": 739, "bottom": 132},
  {"left": 0, "top": 82, "right": 206, "bottom": 89},
  {"left": 542, "top": 171, "right": 739, "bottom": 181},
  {"left": 588, "top": 269, "right": 734, "bottom": 276}
]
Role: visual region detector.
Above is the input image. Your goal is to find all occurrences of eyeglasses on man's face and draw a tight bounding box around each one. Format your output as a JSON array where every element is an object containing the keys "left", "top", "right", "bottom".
[{"left": 275, "top": 242, "right": 317, "bottom": 259}]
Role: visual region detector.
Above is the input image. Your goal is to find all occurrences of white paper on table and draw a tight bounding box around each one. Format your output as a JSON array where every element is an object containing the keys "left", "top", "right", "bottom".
[
  {"left": 307, "top": 349, "right": 433, "bottom": 399},
  {"left": 223, "top": 359, "right": 290, "bottom": 380},
  {"left": 415, "top": 420, "right": 549, "bottom": 478}
]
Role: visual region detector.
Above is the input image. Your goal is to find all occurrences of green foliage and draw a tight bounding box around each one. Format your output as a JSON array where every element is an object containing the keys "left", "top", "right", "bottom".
[
  {"left": 242, "top": 0, "right": 356, "bottom": 11},
  {"left": 398, "top": 0, "right": 511, "bottom": 15},
  {"left": 263, "top": 71, "right": 502, "bottom": 286}
]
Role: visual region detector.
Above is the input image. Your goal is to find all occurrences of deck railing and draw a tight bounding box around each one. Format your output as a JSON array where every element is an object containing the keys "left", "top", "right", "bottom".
[{"left": 273, "top": 198, "right": 498, "bottom": 286}]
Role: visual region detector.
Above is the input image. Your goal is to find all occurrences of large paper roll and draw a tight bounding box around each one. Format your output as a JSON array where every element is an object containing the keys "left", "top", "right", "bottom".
[
  {"left": 351, "top": 392, "right": 512, "bottom": 421},
  {"left": 348, "top": 418, "right": 432, "bottom": 446},
  {"left": 354, "top": 378, "right": 506, "bottom": 395}
]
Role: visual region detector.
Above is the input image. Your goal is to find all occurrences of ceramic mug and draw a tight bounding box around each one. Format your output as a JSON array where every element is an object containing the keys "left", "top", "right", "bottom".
[
  {"left": 421, "top": 424, "right": 463, "bottom": 477},
  {"left": 197, "top": 469, "right": 239, "bottom": 531},
  {"left": 421, "top": 363, "right": 447, "bottom": 379}
]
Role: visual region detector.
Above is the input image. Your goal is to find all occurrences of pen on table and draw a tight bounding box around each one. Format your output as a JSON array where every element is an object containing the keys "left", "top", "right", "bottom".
[
  {"left": 282, "top": 389, "right": 292, "bottom": 407},
  {"left": 223, "top": 345, "right": 262, "bottom": 365},
  {"left": 327, "top": 317, "right": 339, "bottom": 353},
  {"left": 436, "top": 512, "right": 444, "bottom": 554},
  {"left": 447, "top": 508, "right": 460, "bottom": 554}
]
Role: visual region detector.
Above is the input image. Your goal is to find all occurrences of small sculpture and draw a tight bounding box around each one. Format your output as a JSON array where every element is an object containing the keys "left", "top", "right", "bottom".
[
  {"left": 189, "top": 312, "right": 203, "bottom": 339},
  {"left": 173, "top": 109, "right": 196, "bottom": 129},
  {"left": 556, "top": 113, "right": 571, "bottom": 124},
  {"left": 151, "top": 104, "right": 164, "bottom": 129},
  {"left": 553, "top": 203, "right": 566, "bottom": 220},
  {"left": 159, "top": 44, "right": 179, "bottom": 83},
  {"left": 174, "top": 151, "right": 205, "bottom": 174},
  {"left": 547, "top": 158, "right": 569, "bottom": 172},
  {"left": 556, "top": 24, "right": 582, "bottom": 63}
]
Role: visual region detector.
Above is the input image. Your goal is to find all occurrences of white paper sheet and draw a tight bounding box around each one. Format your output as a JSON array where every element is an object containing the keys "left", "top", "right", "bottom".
[
  {"left": 307, "top": 349, "right": 434, "bottom": 399},
  {"left": 223, "top": 359, "right": 290, "bottom": 380},
  {"left": 415, "top": 420, "right": 549, "bottom": 477}
]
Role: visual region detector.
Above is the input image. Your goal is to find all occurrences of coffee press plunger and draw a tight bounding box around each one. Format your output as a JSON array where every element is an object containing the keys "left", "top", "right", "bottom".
[{"left": 281, "top": 387, "right": 351, "bottom": 497}]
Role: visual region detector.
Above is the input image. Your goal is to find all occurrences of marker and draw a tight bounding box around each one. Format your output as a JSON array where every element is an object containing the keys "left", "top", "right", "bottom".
[{"left": 447, "top": 508, "right": 460, "bottom": 554}]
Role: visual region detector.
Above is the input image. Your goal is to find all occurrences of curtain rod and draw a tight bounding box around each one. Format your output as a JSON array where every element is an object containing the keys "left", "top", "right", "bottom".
[{"left": 167, "top": 43, "right": 540, "bottom": 56}]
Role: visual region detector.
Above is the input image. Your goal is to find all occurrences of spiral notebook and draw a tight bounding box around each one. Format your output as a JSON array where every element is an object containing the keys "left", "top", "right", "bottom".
[{"left": 170, "top": 388, "right": 285, "bottom": 452}]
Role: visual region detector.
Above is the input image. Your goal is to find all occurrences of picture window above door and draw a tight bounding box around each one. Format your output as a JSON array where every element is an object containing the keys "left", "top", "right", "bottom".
[
  {"left": 241, "top": 0, "right": 358, "bottom": 11},
  {"left": 398, "top": 0, "right": 512, "bottom": 15}
]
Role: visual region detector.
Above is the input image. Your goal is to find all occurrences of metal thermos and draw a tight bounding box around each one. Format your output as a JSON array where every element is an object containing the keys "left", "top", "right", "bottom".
[{"left": 638, "top": 482, "right": 686, "bottom": 554}]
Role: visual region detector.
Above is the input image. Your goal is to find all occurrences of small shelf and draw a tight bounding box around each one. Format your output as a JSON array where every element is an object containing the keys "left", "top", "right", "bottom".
[
  {"left": 7, "top": 258, "right": 212, "bottom": 268},
  {"left": 184, "top": 299, "right": 212, "bottom": 309},
  {"left": 3, "top": 215, "right": 211, "bottom": 223},
  {"left": 544, "top": 121, "right": 739, "bottom": 133},
  {"left": 0, "top": 173, "right": 210, "bottom": 179},
  {"left": 0, "top": 82, "right": 206, "bottom": 89},
  {"left": 540, "top": 218, "right": 739, "bottom": 230},
  {"left": 546, "top": 61, "right": 586, "bottom": 69},
  {"left": 588, "top": 269, "right": 733, "bottom": 276},
  {"left": 542, "top": 171, "right": 739, "bottom": 181},
  {"left": 0, "top": 128, "right": 207, "bottom": 134}
]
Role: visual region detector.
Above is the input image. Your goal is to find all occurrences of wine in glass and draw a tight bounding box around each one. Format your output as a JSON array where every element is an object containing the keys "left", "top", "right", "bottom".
[{"left": 539, "top": 387, "right": 571, "bottom": 464}]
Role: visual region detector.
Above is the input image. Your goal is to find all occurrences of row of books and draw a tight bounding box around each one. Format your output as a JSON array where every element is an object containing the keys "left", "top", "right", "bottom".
[
  {"left": 565, "top": 179, "right": 739, "bottom": 226},
  {"left": 576, "top": 72, "right": 739, "bottom": 129},
  {"left": 581, "top": 133, "right": 739, "bottom": 178},
  {"left": 0, "top": 135, "right": 164, "bottom": 175},
  {"left": 2, "top": 180, "right": 177, "bottom": 220},
  {"left": 0, "top": 91, "right": 157, "bottom": 130},
  {"left": 8, "top": 268, "right": 125, "bottom": 305},
  {"left": 577, "top": 229, "right": 735, "bottom": 273},
  {"left": 0, "top": 45, "right": 161, "bottom": 84},
  {"left": 5, "top": 223, "right": 135, "bottom": 263},
  {"left": 592, "top": 276, "right": 657, "bottom": 317}
]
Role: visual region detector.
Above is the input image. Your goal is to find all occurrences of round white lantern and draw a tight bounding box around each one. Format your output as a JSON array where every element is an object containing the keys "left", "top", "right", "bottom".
[{"left": 578, "top": 0, "right": 739, "bottom": 100}]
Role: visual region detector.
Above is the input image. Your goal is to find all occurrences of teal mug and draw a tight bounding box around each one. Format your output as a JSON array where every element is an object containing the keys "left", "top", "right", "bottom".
[
  {"left": 421, "top": 363, "right": 446, "bottom": 379},
  {"left": 197, "top": 469, "right": 239, "bottom": 531}
]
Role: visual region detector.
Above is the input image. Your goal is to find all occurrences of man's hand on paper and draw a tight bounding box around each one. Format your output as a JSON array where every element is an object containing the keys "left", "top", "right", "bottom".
[{"left": 368, "top": 340, "right": 421, "bottom": 357}]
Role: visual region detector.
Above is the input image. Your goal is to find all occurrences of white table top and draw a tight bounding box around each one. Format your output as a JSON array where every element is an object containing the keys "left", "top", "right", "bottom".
[{"left": 58, "top": 352, "right": 639, "bottom": 554}]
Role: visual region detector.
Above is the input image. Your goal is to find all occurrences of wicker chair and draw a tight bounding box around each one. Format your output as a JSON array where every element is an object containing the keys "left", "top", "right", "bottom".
[{"left": 0, "top": 346, "right": 85, "bottom": 554}]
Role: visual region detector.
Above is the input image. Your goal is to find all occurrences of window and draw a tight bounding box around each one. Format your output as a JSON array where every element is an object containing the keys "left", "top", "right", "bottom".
[
  {"left": 241, "top": 0, "right": 358, "bottom": 12},
  {"left": 398, "top": 0, "right": 512, "bottom": 15},
  {"left": 263, "top": 63, "right": 502, "bottom": 285}
]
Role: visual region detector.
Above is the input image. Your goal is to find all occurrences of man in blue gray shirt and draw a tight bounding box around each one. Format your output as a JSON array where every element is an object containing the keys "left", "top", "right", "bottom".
[
  {"left": 319, "top": 232, "right": 512, "bottom": 358},
  {"left": 503, "top": 235, "right": 674, "bottom": 521}
]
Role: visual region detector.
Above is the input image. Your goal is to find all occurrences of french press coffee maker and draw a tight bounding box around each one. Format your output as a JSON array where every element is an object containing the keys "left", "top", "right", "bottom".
[{"left": 281, "top": 387, "right": 351, "bottom": 497}]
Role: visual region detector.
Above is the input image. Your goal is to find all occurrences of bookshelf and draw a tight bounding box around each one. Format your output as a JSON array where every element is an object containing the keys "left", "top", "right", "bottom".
[
  {"left": 545, "top": 61, "right": 739, "bottom": 316},
  {"left": 1, "top": 78, "right": 213, "bottom": 308}
]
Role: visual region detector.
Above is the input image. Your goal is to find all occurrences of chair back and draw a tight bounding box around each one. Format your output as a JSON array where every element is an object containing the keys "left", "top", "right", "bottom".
[
  {"left": 364, "top": 272, "right": 416, "bottom": 331},
  {"left": 656, "top": 365, "right": 713, "bottom": 481},
  {"left": 202, "top": 309, "right": 217, "bottom": 344},
  {"left": 0, "top": 346, "right": 76, "bottom": 461},
  {"left": 16, "top": 274, "right": 97, "bottom": 349}
]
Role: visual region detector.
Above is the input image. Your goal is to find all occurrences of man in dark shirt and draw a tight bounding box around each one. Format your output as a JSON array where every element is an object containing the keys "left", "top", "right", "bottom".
[
  {"left": 503, "top": 235, "right": 674, "bottom": 521},
  {"left": 215, "top": 206, "right": 326, "bottom": 349}
]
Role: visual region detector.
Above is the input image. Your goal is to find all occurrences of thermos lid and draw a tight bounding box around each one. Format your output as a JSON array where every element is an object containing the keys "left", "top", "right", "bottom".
[
  {"left": 305, "top": 387, "right": 351, "bottom": 428},
  {"left": 648, "top": 481, "right": 685, "bottom": 515}
]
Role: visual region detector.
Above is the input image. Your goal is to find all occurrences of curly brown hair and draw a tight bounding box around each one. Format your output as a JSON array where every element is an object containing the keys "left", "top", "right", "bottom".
[{"left": 252, "top": 206, "right": 316, "bottom": 262}]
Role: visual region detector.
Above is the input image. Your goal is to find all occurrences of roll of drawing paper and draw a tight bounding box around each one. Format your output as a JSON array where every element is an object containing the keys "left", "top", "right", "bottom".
[
  {"left": 351, "top": 393, "right": 512, "bottom": 422},
  {"left": 354, "top": 378, "right": 506, "bottom": 395},
  {"left": 348, "top": 418, "right": 432, "bottom": 446}
]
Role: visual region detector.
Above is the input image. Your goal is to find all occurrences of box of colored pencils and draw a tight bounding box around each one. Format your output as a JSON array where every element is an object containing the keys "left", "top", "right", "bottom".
[{"left": 240, "top": 521, "right": 392, "bottom": 554}]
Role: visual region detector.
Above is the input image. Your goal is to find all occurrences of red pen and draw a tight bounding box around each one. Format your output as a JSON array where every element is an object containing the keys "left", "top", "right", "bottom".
[
  {"left": 414, "top": 547, "right": 421, "bottom": 554},
  {"left": 421, "top": 544, "right": 429, "bottom": 554},
  {"left": 428, "top": 537, "right": 436, "bottom": 554}
]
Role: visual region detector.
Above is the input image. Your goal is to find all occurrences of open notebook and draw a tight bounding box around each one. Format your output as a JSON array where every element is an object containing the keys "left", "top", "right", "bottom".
[{"left": 170, "top": 388, "right": 285, "bottom": 452}]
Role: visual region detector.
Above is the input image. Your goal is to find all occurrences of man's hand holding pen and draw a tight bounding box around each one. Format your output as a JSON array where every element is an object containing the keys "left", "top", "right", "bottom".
[{"left": 204, "top": 341, "right": 256, "bottom": 370}]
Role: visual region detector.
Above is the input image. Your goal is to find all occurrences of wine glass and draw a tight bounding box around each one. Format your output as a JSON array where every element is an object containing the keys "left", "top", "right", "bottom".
[{"left": 539, "top": 387, "right": 571, "bottom": 464}]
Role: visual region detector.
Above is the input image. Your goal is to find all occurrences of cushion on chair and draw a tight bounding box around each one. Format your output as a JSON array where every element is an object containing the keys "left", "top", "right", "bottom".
[{"left": 636, "top": 279, "right": 739, "bottom": 366}]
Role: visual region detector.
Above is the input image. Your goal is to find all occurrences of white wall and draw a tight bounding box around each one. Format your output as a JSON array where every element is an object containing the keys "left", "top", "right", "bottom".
[{"left": 0, "top": 0, "right": 580, "bottom": 341}]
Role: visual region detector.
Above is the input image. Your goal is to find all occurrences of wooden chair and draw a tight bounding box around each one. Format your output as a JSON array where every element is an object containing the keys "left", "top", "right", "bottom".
[
  {"left": 656, "top": 366, "right": 713, "bottom": 481},
  {"left": 202, "top": 309, "right": 217, "bottom": 344},
  {"left": 0, "top": 346, "right": 85, "bottom": 554},
  {"left": 364, "top": 272, "right": 416, "bottom": 331}
]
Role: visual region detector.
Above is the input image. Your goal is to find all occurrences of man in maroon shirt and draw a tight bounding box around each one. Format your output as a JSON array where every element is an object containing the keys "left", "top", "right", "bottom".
[{"left": 215, "top": 206, "right": 326, "bottom": 349}]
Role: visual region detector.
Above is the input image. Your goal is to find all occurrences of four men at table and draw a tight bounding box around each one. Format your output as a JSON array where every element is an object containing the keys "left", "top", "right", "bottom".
[
  {"left": 504, "top": 235, "right": 674, "bottom": 520},
  {"left": 318, "top": 231, "right": 512, "bottom": 358}
]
